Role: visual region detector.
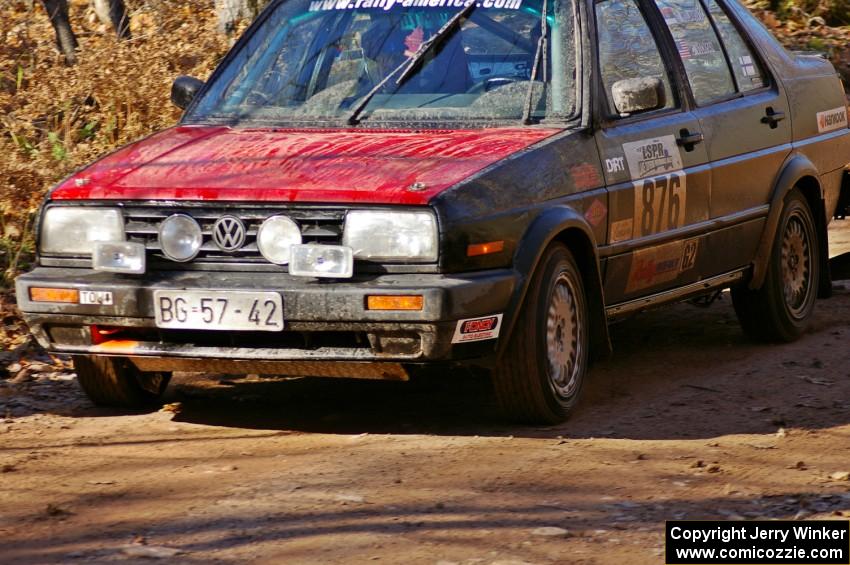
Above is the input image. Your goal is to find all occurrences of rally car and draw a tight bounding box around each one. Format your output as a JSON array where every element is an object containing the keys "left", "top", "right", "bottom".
[{"left": 16, "top": 0, "right": 850, "bottom": 423}]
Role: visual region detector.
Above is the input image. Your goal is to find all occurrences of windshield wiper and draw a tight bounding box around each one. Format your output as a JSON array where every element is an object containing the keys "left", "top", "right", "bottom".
[
  {"left": 347, "top": 1, "right": 476, "bottom": 125},
  {"left": 522, "top": 0, "right": 548, "bottom": 124}
]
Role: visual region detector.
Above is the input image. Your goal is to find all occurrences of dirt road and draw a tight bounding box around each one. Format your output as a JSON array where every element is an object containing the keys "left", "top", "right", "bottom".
[{"left": 1, "top": 225, "right": 849, "bottom": 565}]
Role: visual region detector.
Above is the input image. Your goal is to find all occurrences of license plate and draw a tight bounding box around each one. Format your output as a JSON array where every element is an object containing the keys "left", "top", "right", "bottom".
[{"left": 153, "top": 290, "right": 284, "bottom": 331}]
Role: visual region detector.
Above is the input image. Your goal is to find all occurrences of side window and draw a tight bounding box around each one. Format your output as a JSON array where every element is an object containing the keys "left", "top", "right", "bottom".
[
  {"left": 703, "top": 0, "right": 768, "bottom": 92},
  {"left": 596, "top": 0, "right": 676, "bottom": 114},
  {"left": 655, "top": 0, "right": 735, "bottom": 105}
]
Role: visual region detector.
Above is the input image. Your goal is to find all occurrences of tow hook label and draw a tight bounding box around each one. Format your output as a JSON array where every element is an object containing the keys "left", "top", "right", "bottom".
[
  {"left": 452, "top": 314, "right": 503, "bottom": 344},
  {"left": 80, "top": 291, "right": 114, "bottom": 305}
]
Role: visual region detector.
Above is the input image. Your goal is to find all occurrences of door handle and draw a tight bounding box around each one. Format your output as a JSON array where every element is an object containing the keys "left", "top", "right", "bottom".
[
  {"left": 761, "top": 107, "right": 786, "bottom": 128},
  {"left": 676, "top": 129, "right": 704, "bottom": 149}
]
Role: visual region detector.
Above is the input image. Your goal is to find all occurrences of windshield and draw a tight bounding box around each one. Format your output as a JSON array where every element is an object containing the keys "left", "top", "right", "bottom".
[{"left": 187, "top": 0, "right": 576, "bottom": 127}]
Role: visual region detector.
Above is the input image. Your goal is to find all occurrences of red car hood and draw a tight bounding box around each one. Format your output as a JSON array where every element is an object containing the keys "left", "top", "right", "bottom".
[{"left": 52, "top": 126, "right": 561, "bottom": 205}]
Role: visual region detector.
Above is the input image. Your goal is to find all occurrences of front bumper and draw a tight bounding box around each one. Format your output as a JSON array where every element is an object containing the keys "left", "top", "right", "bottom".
[{"left": 16, "top": 267, "right": 517, "bottom": 367}]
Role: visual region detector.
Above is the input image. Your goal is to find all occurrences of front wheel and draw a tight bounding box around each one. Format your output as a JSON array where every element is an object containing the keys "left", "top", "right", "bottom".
[
  {"left": 732, "top": 189, "right": 820, "bottom": 342},
  {"left": 74, "top": 355, "right": 171, "bottom": 408},
  {"left": 492, "top": 243, "right": 590, "bottom": 424}
]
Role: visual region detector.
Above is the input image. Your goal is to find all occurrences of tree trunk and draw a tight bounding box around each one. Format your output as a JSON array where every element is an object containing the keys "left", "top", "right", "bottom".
[
  {"left": 215, "top": 0, "right": 270, "bottom": 36},
  {"left": 92, "top": 0, "right": 132, "bottom": 40},
  {"left": 41, "top": 0, "right": 78, "bottom": 65}
]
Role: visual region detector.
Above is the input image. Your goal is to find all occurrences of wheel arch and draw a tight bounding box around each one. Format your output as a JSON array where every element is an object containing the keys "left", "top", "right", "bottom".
[
  {"left": 498, "top": 206, "right": 612, "bottom": 362},
  {"left": 750, "top": 154, "right": 831, "bottom": 298}
]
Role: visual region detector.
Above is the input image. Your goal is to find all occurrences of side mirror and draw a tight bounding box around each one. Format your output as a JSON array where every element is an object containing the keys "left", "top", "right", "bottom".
[
  {"left": 611, "top": 77, "right": 665, "bottom": 116},
  {"left": 171, "top": 76, "right": 204, "bottom": 110}
]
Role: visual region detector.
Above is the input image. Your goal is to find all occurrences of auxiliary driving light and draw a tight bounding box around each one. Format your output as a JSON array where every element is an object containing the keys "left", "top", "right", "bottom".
[
  {"left": 257, "top": 215, "right": 302, "bottom": 265},
  {"left": 93, "top": 241, "right": 146, "bottom": 274},
  {"left": 289, "top": 244, "right": 353, "bottom": 278},
  {"left": 159, "top": 214, "right": 203, "bottom": 262}
]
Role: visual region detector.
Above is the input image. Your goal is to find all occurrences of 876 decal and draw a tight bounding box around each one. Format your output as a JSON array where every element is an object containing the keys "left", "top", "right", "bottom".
[{"left": 633, "top": 171, "right": 687, "bottom": 238}]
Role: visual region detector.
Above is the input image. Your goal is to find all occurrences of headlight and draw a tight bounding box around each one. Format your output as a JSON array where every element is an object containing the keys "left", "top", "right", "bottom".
[
  {"left": 257, "top": 215, "right": 302, "bottom": 265},
  {"left": 343, "top": 210, "right": 438, "bottom": 262},
  {"left": 159, "top": 214, "right": 203, "bottom": 262},
  {"left": 41, "top": 207, "right": 125, "bottom": 255}
]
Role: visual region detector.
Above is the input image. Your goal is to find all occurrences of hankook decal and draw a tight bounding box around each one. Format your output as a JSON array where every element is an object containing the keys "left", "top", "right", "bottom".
[{"left": 817, "top": 106, "right": 847, "bottom": 133}]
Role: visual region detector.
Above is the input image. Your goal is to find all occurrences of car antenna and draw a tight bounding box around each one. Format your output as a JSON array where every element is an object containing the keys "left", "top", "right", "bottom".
[
  {"left": 522, "top": 0, "right": 548, "bottom": 125},
  {"left": 347, "top": 1, "right": 476, "bottom": 125}
]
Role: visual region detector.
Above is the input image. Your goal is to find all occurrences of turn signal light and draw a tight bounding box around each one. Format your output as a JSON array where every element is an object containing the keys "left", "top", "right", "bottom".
[
  {"left": 467, "top": 240, "right": 505, "bottom": 257},
  {"left": 30, "top": 287, "right": 79, "bottom": 304},
  {"left": 366, "top": 295, "right": 424, "bottom": 311}
]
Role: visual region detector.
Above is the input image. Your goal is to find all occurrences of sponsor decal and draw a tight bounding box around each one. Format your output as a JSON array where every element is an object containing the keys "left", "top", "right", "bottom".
[
  {"left": 584, "top": 199, "right": 607, "bottom": 227},
  {"left": 80, "top": 291, "right": 114, "bottom": 306},
  {"left": 626, "top": 240, "right": 686, "bottom": 293},
  {"left": 452, "top": 314, "right": 503, "bottom": 344},
  {"left": 622, "top": 135, "right": 683, "bottom": 180},
  {"left": 817, "top": 106, "right": 847, "bottom": 133},
  {"left": 609, "top": 218, "right": 634, "bottom": 243},
  {"left": 569, "top": 162, "right": 603, "bottom": 190},
  {"left": 605, "top": 156, "right": 625, "bottom": 174},
  {"left": 681, "top": 238, "right": 699, "bottom": 271},
  {"left": 308, "top": 0, "right": 522, "bottom": 12}
]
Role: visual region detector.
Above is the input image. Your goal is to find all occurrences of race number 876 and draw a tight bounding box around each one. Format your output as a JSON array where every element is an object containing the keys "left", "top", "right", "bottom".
[{"left": 633, "top": 172, "right": 687, "bottom": 237}]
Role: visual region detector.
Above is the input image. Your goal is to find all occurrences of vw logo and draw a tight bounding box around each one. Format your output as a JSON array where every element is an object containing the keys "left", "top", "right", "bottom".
[{"left": 212, "top": 216, "right": 247, "bottom": 252}]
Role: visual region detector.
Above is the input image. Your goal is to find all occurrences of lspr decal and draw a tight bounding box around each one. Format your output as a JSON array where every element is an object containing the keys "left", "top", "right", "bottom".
[{"left": 622, "top": 135, "right": 683, "bottom": 180}]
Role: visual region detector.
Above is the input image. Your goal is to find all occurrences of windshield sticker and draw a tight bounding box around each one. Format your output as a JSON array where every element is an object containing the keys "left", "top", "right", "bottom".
[
  {"left": 817, "top": 106, "right": 847, "bottom": 133},
  {"left": 738, "top": 55, "right": 757, "bottom": 77},
  {"left": 676, "top": 39, "right": 718, "bottom": 60},
  {"left": 622, "top": 135, "right": 683, "bottom": 180},
  {"left": 309, "top": 0, "right": 523, "bottom": 12},
  {"left": 452, "top": 314, "right": 504, "bottom": 343},
  {"left": 660, "top": 6, "right": 705, "bottom": 24}
]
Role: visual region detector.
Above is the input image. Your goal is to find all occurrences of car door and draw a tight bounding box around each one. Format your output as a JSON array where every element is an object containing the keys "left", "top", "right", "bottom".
[
  {"left": 594, "top": 0, "right": 712, "bottom": 305},
  {"left": 652, "top": 0, "right": 791, "bottom": 274}
]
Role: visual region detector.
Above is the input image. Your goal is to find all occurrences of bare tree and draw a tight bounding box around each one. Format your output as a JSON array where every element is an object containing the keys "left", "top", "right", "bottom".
[
  {"left": 215, "top": 0, "right": 271, "bottom": 36},
  {"left": 92, "top": 0, "right": 131, "bottom": 40},
  {"left": 42, "top": 0, "right": 78, "bottom": 65},
  {"left": 40, "top": 0, "right": 132, "bottom": 66}
]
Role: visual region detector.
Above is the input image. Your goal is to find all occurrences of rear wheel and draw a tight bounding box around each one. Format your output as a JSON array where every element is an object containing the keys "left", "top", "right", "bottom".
[
  {"left": 74, "top": 355, "right": 171, "bottom": 408},
  {"left": 732, "top": 189, "right": 820, "bottom": 342},
  {"left": 492, "top": 243, "right": 589, "bottom": 424}
]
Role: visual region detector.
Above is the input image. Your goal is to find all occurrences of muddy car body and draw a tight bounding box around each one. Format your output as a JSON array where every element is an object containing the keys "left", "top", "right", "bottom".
[{"left": 16, "top": 0, "right": 850, "bottom": 422}]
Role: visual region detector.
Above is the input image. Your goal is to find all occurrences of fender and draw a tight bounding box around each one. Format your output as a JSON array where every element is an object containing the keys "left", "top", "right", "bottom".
[
  {"left": 750, "top": 154, "right": 831, "bottom": 298},
  {"left": 497, "top": 205, "right": 612, "bottom": 361}
]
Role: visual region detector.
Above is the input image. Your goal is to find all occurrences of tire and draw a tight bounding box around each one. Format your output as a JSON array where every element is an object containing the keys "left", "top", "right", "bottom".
[
  {"left": 492, "top": 243, "right": 590, "bottom": 424},
  {"left": 74, "top": 355, "right": 171, "bottom": 408},
  {"left": 732, "top": 189, "right": 820, "bottom": 342}
]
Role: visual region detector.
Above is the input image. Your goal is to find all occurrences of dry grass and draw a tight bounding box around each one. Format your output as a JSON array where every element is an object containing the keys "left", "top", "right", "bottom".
[{"left": 0, "top": 0, "right": 230, "bottom": 286}]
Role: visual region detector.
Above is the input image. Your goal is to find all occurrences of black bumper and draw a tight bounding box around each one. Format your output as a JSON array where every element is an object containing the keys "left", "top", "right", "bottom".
[{"left": 16, "top": 267, "right": 518, "bottom": 364}]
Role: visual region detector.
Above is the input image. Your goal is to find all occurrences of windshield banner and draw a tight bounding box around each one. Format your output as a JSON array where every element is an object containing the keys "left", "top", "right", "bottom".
[{"left": 308, "top": 0, "right": 523, "bottom": 12}]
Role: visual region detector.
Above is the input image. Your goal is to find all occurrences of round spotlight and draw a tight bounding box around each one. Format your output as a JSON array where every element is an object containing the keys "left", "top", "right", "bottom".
[
  {"left": 257, "top": 215, "right": 302, "bottom": 265},
  {"left": 159, "top": 214, "right": 202, "bottom": 262}
]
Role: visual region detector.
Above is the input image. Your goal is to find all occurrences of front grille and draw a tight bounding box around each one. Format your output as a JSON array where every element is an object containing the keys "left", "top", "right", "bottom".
[{"left": 123, "top": 206, "right": 345, "bottom": 269}]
